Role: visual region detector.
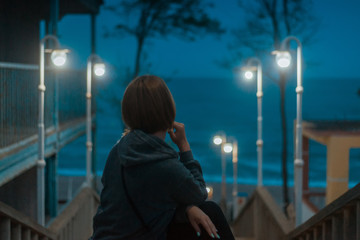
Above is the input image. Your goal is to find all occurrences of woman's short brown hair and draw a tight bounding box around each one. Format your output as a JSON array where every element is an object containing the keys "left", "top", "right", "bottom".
[{"left": 122, "top": 75, "right": 176, "bottom": 134}]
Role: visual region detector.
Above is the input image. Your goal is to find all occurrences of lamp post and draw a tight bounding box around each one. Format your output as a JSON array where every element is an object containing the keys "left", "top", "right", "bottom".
[
  {"left": 38, "top": 34, "right": 67, "bottom": 225},
  {"left": 86, "top": 54, "right": 105, "bottom": 187},
  {"left": 275, "top": 36, "right": 303, "bottom": 226},
  {"left": 242, "top": 58, "right": 263, "bottom": 187},
  {"left": 231, "top": 140, "right": 238, "bottom": 219},
  {"left": 213, "top": 135, "right": 227, "bottom": 211}
]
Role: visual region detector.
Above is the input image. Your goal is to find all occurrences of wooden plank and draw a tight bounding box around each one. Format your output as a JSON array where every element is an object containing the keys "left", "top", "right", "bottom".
[
  {"left": 11, "top": 223, "right": 21, "bottom": 240},
  {"left": 0, "top": 217, "right": 11, "bottom": 240},
  {"left": 332, "top": 215, "right": 341, "bottom": 240},
  {"left": 48, "top": 186, "right": 99, "bottom": 240},
  {"left": 344, "top": 205, "right": 356, "bottom": 240},
  {"left": 22, "top": 228, "right": 31, "bottom": 240},
  {"left": 256, "top": 187, "right": 293, "bottom": 234},
  {"left": 0, "top": 202, "right": 55, "bottom": 239},
  {"left": 343, "top": 208, "right": 350, "bottom": 240},
  {"left": 31, "top": 234, "right": 39, "bottom": 240},
  {"left": 313, "top": 227, "right": 319, "bottom": 240},
  {"left": 322, "top": 220, "right": 331, "bottom": 240}
]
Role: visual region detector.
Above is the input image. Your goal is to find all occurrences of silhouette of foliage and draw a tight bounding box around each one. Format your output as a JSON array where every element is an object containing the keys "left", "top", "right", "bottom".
[{"left": 105, "top": 0, "right": 224, "bottom": 81}]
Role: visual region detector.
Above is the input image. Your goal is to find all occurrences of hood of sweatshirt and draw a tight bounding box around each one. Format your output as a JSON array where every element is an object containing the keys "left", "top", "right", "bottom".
[{"left": 117, "top": 129, "right": 178, "bottom": 167}]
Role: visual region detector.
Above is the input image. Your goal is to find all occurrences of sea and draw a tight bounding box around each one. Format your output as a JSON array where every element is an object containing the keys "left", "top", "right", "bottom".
[{"left": 58, "top": 76, "right": 360, "bottom": 188}]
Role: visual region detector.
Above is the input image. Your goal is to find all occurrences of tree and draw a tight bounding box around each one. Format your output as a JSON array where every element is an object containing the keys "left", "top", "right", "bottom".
[
  {"left": 225, "top": 0, "right": 318, "bottom": 215},
  {"left": 105, "top": 0, "right": 224, "bottom": 82}
]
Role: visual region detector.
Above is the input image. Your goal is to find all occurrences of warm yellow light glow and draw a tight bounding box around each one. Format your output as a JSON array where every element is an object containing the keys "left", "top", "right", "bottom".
[
  {"left": 276, "top": 51, "right": 291, "bottom": 68},
  {"left": 223, "top": 143, "right": 233, "bottom": 153},
  {"left": 206, "top": 186, "right": 213, "bottom": 199},
  {"left": 213, "top": 136, "right": 223, "bottom": 145},
  {"left": 244, "top": 71, "right": 254, "bottom": 80},
  {"left": 94, "top": 63, "right": 106, "bottom": 76},
  {"left": 51, "top": 50, "right": 67, "bottom": 66}
]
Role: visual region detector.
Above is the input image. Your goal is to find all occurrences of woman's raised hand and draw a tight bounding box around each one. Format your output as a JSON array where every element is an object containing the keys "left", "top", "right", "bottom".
[
  {"left": 186, "top": 206, "right": 220, "bottom": 239},
  {"left": 168, "top": 122, "right": 190, "bottom": 152}
]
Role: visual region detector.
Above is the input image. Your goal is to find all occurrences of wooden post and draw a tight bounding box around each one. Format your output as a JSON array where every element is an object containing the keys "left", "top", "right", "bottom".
[
  {"left": 326, "top": 137, "right": 349, "bottom": 204},
  {"left": 11, "top": 223, "right": 21, "bottom": 240},
  {"left": 302, "top": 136, "right": 309, "bottom": 194},
  {"left": 22, "top": 228, "right": 31, "bottom": 240},
  {"left": 0, "top": 218, "right": 11, "bottom": 240}
]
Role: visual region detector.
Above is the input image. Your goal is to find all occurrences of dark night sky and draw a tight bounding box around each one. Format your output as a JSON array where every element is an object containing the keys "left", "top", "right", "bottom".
[
  {"left": 56, "top": 0, "right": 360, "bottom": 80},
  {"left": 55, "top": 0, "right": 360, "bottom": 184}
]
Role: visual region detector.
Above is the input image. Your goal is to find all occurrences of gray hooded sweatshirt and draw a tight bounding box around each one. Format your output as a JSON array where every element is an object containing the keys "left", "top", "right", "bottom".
[{"left": 92, "top": 129, "right": 208, "bottom": 240}]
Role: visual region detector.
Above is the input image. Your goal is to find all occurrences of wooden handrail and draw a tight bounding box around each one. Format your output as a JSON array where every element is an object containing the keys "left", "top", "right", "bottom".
[
  {"left": 0, "top": 200, "right": 56, "bottom": 239},
  {"left": 287, "top": 183, "right": 360, "bottom": 239},
  {"left": 232, "top": 186, "right": 294, "bottom": 240},
  {"left": 0, "top": 186, "right": 99, "bottom": 240},
  {"left": 257, "top": 187, "right": 293, "bottom": 234},
  {"left": 49, "top": 186, "right": 100, "bottom": 240}
]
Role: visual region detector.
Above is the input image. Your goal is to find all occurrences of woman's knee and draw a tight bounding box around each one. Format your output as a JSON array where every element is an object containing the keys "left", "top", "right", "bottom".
[{"left": 198, "top": 201, "right": 224, "bottom": 219}]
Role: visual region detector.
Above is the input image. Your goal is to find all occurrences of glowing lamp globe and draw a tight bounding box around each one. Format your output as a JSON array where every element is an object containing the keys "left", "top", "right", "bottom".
[
  {"left": 276, "top": 51, "right": 291, "bottom": 68},
  {"left": 244, "top": 71, "right": 254, "bottom": 80},
  {"left": 223, "top": 143, "right": 233, "bottom": 153},
  {"left": 51, "top": 50, "right": 67, "bottom": 66},
  {"left": 94, "top": 63, "right": 106, "bottom": 77},
  {"left": 213, "top": 136, "right": 223, "bottom": 145}
]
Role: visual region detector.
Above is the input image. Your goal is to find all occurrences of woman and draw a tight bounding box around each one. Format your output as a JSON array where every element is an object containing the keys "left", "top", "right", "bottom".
[{"left": 91, "top": 75, "right": 235, "bottom": 240}]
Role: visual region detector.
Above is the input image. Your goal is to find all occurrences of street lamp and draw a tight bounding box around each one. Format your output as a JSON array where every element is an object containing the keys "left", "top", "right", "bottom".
[
  {"left": 213, "top": 135, "right": 227, "bottom": 212},
  {"left": 223, "top": 143, "right": 233, "bottom": 153},
  {"left": 275, "top": 36, "right": 303, "bottom": 226},
  {"left": 231, "top": 140, "right": 238, "bottom": 219},
  {"left": 276, "top": 51, "right": 291, "bottom": 68},
  {"left": 244, "top": 70, "right": 254, "bottom": 80},
  {"left": 222, "top": 140, "right": 239, "bottom": 220},
  {"left": 38, "top": 35, "right": 67, "bottom": 225},
  {"left": 213, "top": 135, "right": 223, "bottom": 145},
  {"left": 241, "top": 58, "right": 263, "bottom": 187},
  {"left": 94, "top": 63, "right": 105, "bottom": 77},
  {"left": 86, "top": 54, "right": 106, "bottom": 187},
  {"left": 51, "top": 50, "right": 67, "bottom": 66}
]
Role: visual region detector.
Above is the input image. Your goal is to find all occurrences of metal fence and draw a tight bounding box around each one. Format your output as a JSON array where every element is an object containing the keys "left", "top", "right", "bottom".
[
  {"left": 0, "top": 62, "right": 88, "bottom": 150},
  {"left": 58, "top": 70, "right": 87, "bottom": 125}
]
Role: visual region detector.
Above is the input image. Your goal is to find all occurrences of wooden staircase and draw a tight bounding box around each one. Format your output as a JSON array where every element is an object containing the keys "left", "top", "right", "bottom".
[
  {"left": 0, "top": 186, "right": 99, "bottom": 240},
  {"left": 287, "top": 183, "right": 360, "bottom": 240},
  {"left": 2, "top": 183, "right": 360, "bottom": 240},
  {"left": 232, "top": 184, "right": 360, "bottom": 240},
  {"left": 232, "top": 186, "right": 294, "bottom": 240}
]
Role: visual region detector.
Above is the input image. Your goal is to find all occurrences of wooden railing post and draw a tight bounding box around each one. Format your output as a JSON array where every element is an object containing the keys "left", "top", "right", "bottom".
[
  {"left": 331, "top": 215, "right": 341, "bottom": 239},
  {"left": 11, "top": 223, "right": 21, "bottom": 240},
  {"left": 322, "top": 221, "right": 331, "bottom": 240},
  {"left": 22, "top": 228, "right": 31, "bottom": 240},
  {"left": 32, "top": 234, "right": 39, "bottom": 240},
  {"left": 0, "top": 217, "right": 11, "bottom": 240}
]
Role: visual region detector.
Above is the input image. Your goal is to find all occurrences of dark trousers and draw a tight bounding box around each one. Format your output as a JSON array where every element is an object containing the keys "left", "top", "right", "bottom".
[{"left": 166, "top": 201, "right": 235, "bottom": 240}]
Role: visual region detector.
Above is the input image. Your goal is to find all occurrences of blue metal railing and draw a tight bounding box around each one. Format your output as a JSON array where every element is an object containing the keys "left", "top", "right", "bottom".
[
  {"left": 0, "top": 62, "right": 88, "bottom": 151},
  {"left": 0, "top": 63, "right": 39, "bottom": 149},
  {"left": 58, "top": 70, "right": 87, "bottom": 125}
]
